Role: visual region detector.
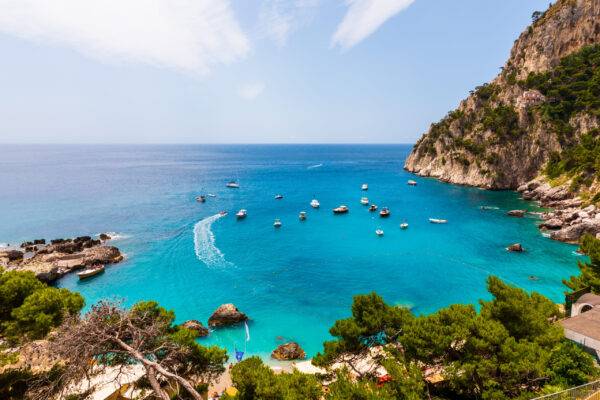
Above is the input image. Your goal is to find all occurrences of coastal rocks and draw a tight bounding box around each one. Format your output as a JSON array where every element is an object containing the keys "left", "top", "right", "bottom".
[
  {"left": 99, "top": 233, "right": 112, "bottom": 241},
  {"left": 4, "top": 236, "right": 123, "bottom": 283},
  {"left": 539, "top": 218, "right": 563, "bottom": 230},
  {"left": 181, "top": 320, "right": 209, "bottom": 337},
  {"left": 507, "top": 243, "right": 524, "bottom": 252},
  {"left": 551, "top": 220, "right": 600, "bottom": 244},
  {"left": 271, "top": 342, "right": 306, "bottom": 361},
  {"left": 208, "top": 304, "right": 248, "bottom": 328},
  {"left": 0, "top": 249, "right": 24, "bottom": 262},
  {"left": 507, "top": 210, "right": 526, "bottom": 217}
]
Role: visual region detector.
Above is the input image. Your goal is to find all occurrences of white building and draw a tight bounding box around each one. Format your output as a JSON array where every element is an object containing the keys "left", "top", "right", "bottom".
[{"left": 561, "top": 293, "right": 600, "bottom": 358}]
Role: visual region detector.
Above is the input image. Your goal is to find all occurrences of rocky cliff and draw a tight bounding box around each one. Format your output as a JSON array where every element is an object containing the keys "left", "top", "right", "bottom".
[{"left": 405, "top": 0, "right": 600, "bottom": 191}]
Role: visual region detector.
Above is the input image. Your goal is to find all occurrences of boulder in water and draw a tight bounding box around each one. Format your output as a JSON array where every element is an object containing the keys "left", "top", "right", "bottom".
[
  {"left": 99, "top": 233, "right": 112, "bottom": 241},
  {"left": 181, "top": 320, "right": 209, "bottom": 337},
  {"left": 507, "top": 210, "right": 526, "bottom": 217},
  {"left": 208, "top": 304, "right": 248, "bottom": 328},
  {"left": 271, "top": 342, "right": 306, "bottom": 360},
  {"left": 507, "top": 243, "right": 524, "bottom": 252}
]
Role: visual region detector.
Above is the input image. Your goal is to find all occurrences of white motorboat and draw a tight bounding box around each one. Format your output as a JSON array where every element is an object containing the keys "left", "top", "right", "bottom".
[
  {"left": 275, "top": 194, "right": 284, "bottom": 200},
  {"left": 375, "top": 229, "right": 384, "bottom": 236},
  {"left": 226, "top": 181, "right": 240, "bottom": 188},
  {"left": 236, "top": 209, "right": 247, "bottom": 219},
  {"left": 369, "top": 204, "right": 378, "bottom": 212},
  {"left": 310, "top": 199, "right": 320, "bottom": 208},
  {"left": 360, "top": 197, "right": 369, "bottom": 205},
  {"left": 400, "top": 223, "right": 409, "bottom": 229},
  {"left": 379, "top": 207, "right": 391, "bottom": 217},
  {"left": 273, "top": 218, "right": 282, "bottom": 228},
  {"left": 407, "top": 180, "right": 417, "bottom": 186},
  {"left": 299, "top": 211, "right": 307, "bottom": 221},
  {"left": 77, "top": 264, "right": 105, "bottom": 280},
  {"left": 429, "top": 218, "right": 447, "bottom": 224},
  {"left": 361, "top": 183, "right": 368, "bottom": 191},
  {"left": 333, "top": 205, "right": 349, "bottom": 214}
]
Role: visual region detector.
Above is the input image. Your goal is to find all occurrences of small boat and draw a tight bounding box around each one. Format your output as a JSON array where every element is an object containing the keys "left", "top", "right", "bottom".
[
  {"left": 479, "top": 206, "right": 498, "bottom": 210},
  {"left": 369, "top": 204, "right": 378, "bottom": 212},
  {"left": 407, "top": 180, "right": 417, "bottom": 186},
  {"left": 196, "top": 195, "right": 206, "bottom": 203},
  {"left": 379, "top": 207, "right": 391, "bottom": 217},
  {"left": 310, "top": 199, "right": 320, "bottom": 208},
  {"left": 275, "top": 194, "right": 284, "bottom": 200},
  {"left": 226, "top": 181, "right": 240, "bottom": 188},
  {"left": 333, "top": 205, "right": 349, "bottom": 214},
  {"left": 360, "top": 197, "right": 369, "bottom": 205},
  {"left": 273, "top": 218, "right": 282, "bottom": 228},
  {"left": 361, "top": 183, "right": 368, "bottom": 191},
  {"left": 375, "top": 229, "right": 384, "bottom": 236},
  {"left": 219, "top": 210, "right": 228, "bottom": 216},
  {"left": 78, "top": 264, "right": 105, "bottom": 280},
  {"left": 207, "top": 194, "right": 217, "bottom": 197},
  {"left": 400, "top": 222, "right": 409, "bottom": 229},
  {"left": 429, "top": 218, "right": 447, "bottom": 224},
  {"left": 236, "top": 209, "right": 247, "bottom": 219},
  {"left": 299, "top": 211, "right": 307, "bottom": 221}
]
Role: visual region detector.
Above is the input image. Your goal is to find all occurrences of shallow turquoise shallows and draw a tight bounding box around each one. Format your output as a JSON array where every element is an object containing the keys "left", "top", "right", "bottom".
[{"left": 0, "top": 144, "right": 581, "bottom": 359}]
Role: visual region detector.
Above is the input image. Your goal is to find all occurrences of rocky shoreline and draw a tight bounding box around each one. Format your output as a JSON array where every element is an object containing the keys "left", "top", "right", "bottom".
[
  {"left": 517, "top": 178, "right": 600, "bottom": 244},
  {"left": 0, "top": 234, "right": 123, "bottom": 283}
]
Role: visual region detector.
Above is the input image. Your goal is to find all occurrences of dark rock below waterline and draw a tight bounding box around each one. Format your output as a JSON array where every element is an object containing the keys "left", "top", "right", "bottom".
[
  {"left": 507, "top": 210, "right": 526, "bottom": 217},
  {"left": 271, "top": 342, "right": 306, "bottom": 360},
  {"left": 208, "top": 304, "right": 248, "bottom": 328},
  {"left": 181, "top": 320, "right": 209, "bottom": 337}
]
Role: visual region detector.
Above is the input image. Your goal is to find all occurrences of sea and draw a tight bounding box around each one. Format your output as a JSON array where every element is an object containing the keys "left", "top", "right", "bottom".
[{"left": 0, "top": 144, "right": 582, "bottom": 359}]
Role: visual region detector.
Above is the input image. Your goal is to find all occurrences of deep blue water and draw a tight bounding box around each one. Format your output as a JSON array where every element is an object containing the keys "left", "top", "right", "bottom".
[{"left": 0, "top": 144, "right": 581, "bottom": 359}]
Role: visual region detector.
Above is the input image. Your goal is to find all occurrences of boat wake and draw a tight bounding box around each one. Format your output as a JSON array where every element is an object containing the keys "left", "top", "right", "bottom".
[
  {"left": 193, "top": 213, "right": 231, "bottom": 267},
  {"left": 307, "top": 163, "right": 323, "bottom": 169}
]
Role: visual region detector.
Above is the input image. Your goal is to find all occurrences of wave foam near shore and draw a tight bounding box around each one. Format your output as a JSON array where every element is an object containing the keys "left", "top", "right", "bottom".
[{"left": 194, "top": 213, "right": 231, "bottom": 267}]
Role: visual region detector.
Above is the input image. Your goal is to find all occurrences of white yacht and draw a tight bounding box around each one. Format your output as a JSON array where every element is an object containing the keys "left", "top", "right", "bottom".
[
  {"left": 310, "top": 199, "right": 320, "bottom": 208},
  {"left": 361, "top": 183, "right": 368, "bottom": 191},
  {"left": 429, "top": 218, "right": 447, "bottom": 224},
  {"left": 236, "top": 209, "right": 247, "bottom": 219},
  {"left": 299, "top": 211, "right": 307, "bottom": 221},
  {"left": 273, "top": 218, "right": 282, "bottom": 228},
  {"left": 375, "top": 229, "right": 384, "bottom": 236},
  {"left": 226, "top": 181, "right": 240, "bottom": 188},
  {"left": 400, "top": 222, "right": 409, "bottom": 229},
  {"left": 360, "top": 197, "right": 369, "bottom": 205}
]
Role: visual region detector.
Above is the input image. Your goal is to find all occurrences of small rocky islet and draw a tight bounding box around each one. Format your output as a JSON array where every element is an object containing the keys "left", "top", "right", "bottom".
[{"left": 0, "top": 234, "right": 123, "bottom": 283}]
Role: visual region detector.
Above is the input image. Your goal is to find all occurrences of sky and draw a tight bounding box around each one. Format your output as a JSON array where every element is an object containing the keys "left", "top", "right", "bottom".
[{"left": 0, "top": 0, "right": 550, "bottom": 144}]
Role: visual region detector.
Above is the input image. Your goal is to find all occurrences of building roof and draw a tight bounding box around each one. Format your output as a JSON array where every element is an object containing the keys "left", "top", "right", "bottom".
[
  {"left": 575, "top": 293, "right": 600, "bottom": 306},
  {"left": 561, "top": 308, "right": 600, "bottom": 341}
]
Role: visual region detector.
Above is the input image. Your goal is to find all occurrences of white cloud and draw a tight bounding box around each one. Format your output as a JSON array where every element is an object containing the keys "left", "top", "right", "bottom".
[
  {"left": 258, "top": 0, "right": 319, "bottom": 47},
  {"left": 332, "top": 0, "right": 414, "bottom": 50},
  {"left": 238, "top": 82, "right": 266, "bottom": 100},
  {"left": 0, "top": 0, "right": 250, "bottom": 74}
]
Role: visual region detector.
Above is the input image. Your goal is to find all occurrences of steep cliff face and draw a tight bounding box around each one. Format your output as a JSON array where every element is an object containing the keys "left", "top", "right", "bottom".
[{"left": 405, "top": 0, "right": 600, "bottom": 190}]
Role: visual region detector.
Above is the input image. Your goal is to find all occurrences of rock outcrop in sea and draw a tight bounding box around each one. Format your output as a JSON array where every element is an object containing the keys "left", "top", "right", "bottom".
[
  {"left": 404, "top": 0, "right": 600, "bottom": 242},
  {"left": 207, "top": 304, "right": 248, "bottom": 328},
  {"left": 0, "top": 234, "right": 123, "bottom": 283},
  {"left": 271, "top": 342, "right": 306, "bottom": 360},
  {"left": 181, "top": 320, "right": 210, "bottom": 337}
]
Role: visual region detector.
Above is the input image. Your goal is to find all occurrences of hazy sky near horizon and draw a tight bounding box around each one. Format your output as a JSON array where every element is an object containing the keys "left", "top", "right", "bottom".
[{"left": 0, "top": 0, "right": 549, "bottom": 144}]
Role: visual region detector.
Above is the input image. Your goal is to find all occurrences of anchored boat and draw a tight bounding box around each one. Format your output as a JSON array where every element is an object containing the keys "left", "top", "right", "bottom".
[
  {"left": 369, "top": 204, "right": 378, "bottom": 212},
  {"left": 310, "top": 199, "right": 320, "bottom": 208},
  {"left": 236, "top": 209, "right": 247, "bottom": 219},
  {"left": 407, "top": 180, "right": 417, "bottom": 186},
  {"left": 273, "top": 218, "right": 282, "bottom": 228},
  {"left": 275, "top": 194, "right": 283, "bottom": 200},
  {"left": 400, "top": 222, "right": 409, "bottom": 229},
  {"left": 379, "top": 207, "right": 391, "bottom": 217},
  {"left": 299, "top": 211, "right": 307, "bottom": 221},
  {"left": 77, "top": 264, "right": 105, "bottom": 280},
  {"left": 226, "top": 181, "right": 240, "bottom": 188},
  {"left": 429, "top": 218, "right": 447, "bottom": 224},
  {"left": 375, "top": 229, "right": 384, "bottom": 236},
  {"left": 196, "top": 195, "right": 206, "bottom": 203},
  {"left": 361, "top": 183, "right": 368, "bottom": 191},
  {"left": 360, "top": 197, "right": 369, "bottom": 205},
  {"left": 333, "top": 205, "right": 349, "bottom": 214}
]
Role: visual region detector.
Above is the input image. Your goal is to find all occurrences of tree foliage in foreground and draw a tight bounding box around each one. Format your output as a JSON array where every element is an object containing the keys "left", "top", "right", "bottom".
[
  {"left": 315, "top": 276, "right": 596, "bottom": 400},
  {"left": 564, "top": 234, "right": 600, "bottom": 292},
  {"left": 0, "top": 268, "right": 83, "bottom": 342},
  {"left": 35, "top": 301, "right": 227, "bottom": 400}
]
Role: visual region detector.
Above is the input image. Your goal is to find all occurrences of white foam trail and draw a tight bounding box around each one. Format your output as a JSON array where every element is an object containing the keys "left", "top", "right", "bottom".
[
  {"left": 307, "top": 163, "right": 323, "bottom": 169},
  {"left": 193, "top": 213, "right": 230, "bottom": 267},
  {"left": 95, "top": 232, "right": 130, "bottom": 241}
]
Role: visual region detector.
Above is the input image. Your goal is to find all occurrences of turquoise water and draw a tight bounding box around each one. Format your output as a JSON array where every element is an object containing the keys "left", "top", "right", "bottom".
[{"left": 0, "top": 144, "right": 581, "bottom": 359}]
